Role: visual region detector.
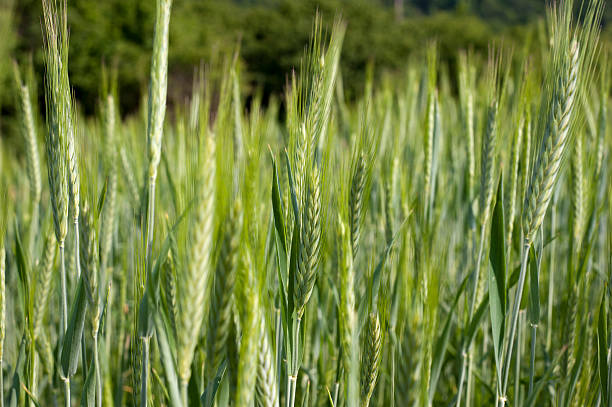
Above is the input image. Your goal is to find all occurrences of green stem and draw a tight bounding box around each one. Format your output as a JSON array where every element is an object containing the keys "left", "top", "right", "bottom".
[
  {"left": 141, "top": 337, "right": 150, "bottom": 407},
  {"left": 181, "top": 379, "right": 188, "bottom": 407},
  {"left": 514, "top": 311, "right": 523, "bottom": 406},
  {"left": 546, "top": 207, "right": 556, "bottom": 352},
  {"left": 457, "top": 220, "right": 487, "bottom": 407},
  {"left": 1, "top": 360, "right": 4, "bottom": 407},
  {"left": 502, "top": 242, "right": 531, "bottom": 400},
  {"left": 456, "top": 353, "right": 468, "bottom": 407},
  {"left": 59, "top": 241, "right": 72, "bottom": 407},
  {"left": 63, "top": 377, "right": 71, "bottom": 407},
  {"left": 286, "top": 317, "right": 301, "bottom": 407},
  {"left": 466, "top": 355, "right": 474, "bottom": 406},
  {"left": 146, "top": 181, "right": 156, "bottom": 271},
  {"left": 94, "top": 334, "right": 102, "bottom": 407},
  {"left": 154, "top": 313, "right": 183, "bottom": 407},
  {"left": 275, "top": 307, "right": 283, "bottom": 400},
  {"left": 528, "top": 324, "right": 536, "bottom": 397},
  {"left": 60, "top": 243, "right": 68, "bottom": 336},
  {"left": 30, "top": 350, "right": 38, "bottom": 407},
  {"left": 28, "top": 204, "right": 39, "bottom": 258}
]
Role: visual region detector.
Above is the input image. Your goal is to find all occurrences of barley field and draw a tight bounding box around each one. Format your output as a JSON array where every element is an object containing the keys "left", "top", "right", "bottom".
[{"left": 0, "top": 0, "right": 610, "bottom": 406}]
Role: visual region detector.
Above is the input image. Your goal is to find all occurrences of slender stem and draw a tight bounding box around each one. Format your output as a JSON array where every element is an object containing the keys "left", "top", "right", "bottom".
[
  {"left": 1, "top": 360, "right": 4, "bottom": 407},
  {"left": 59, "top": 242, "right": 72, "bottom": 406},
  {"left": 28, "top": 204, "right": 39, "bottom": 258},
  {"left": 466, "top": 355, "right": 474, "bottom": 406},
  {"left": 60, "top": 243, "right": 68, "bottom": 336},
  {"left": 142, "top": 176, "right": 156, "bottom": 407},
  {"left": 63, "top": 377, "right": 71, "bottom": 407},
  {"left": 391, "top": 342, "right": 395, "bottom": 407},
  {"left": 332, "top": 383, "right": 339, "bottom": 407},
  {"left": 286, "top": 317, "right": 301, "bottom": 407},
  {"left": 275, "top": 307, "right": 283, "bottom": 399},
  {"left": 74, "top": 219, "right": 81, "bottom": 279},
  {"left": 502, "top": 242, "right": 531, "bottom": 399},
  {"left": 457, "top": 221, "right": 487, "bottom": 407},
  {"left": 181, "top": 379, "right": 188, "bottom": 407},
  {"left": 146, "top": 181, "right": 156, "bottom": 271},
  {"left": 94, "top": 334, "right": 102, "bottom": 407},
  {"left": 31, "top": 351, "right": 38, "bottom": 407},
  {"left": 546, "top": 208, "right": 556, "bottom": 352},
  {"left": 73, "top": 218, "right": 89, "bottom": 379},
  {"left": 141, "top": 337, "right": 150, "bottom": 407},
  {"left": 456, "top": 353, "right": 467, "bottom": 407},
  {"left": 514, "top": 311, "right": 523, "bottom": 406},
  {"left": 154, "top": 313, "right": 183, "bottom": 407},
  {"left": 528, "top": 324, "right": 536, "bottom": 396}
]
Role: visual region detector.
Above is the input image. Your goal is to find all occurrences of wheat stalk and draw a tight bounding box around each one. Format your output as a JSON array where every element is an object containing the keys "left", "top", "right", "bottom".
[{"left": 339, "top": 216, "right": 359, "bottom": 406}]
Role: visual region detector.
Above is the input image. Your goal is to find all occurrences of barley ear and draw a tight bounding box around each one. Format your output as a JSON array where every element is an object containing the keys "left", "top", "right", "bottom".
[
  {"left": 147, "top": 0, "right": 172, "bottom": 184},
  {"left": 255, "top": 317, "right": 279, "bottom": 407},
  {"left": 295, "top": 166, "right": 321, "bottom": 318},
  {"left": 177, "top": 135, "right": 215, "bottom": 391},
  {"left": 349, "top": 154, "right": 365, "bottom": 257},
  {"left": 524, "top": 39, "right": 580, "bottom": 245},
  {"left": 33, "top": 232, "right": 57, "bottom": 340},
  {"left": 360, "top": 312, "right": 382, "bottom": 407},
  {"left": 207, "top": 199, "right": 242, "bottom": 379}
]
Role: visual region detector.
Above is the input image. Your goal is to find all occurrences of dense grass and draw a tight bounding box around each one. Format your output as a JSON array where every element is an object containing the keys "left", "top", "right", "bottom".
[{"left": 0, "top": 0, "right": 610, "bottom": 406}]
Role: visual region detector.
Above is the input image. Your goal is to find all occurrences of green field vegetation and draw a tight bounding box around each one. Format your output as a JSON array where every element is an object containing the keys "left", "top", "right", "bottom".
[{"left": 0, "top": 0, "right": 611, "bottom": 406}]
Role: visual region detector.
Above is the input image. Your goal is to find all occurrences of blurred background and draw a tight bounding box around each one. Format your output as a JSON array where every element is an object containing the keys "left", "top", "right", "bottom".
[{"left": 0, "top": 0, "right": 610, "bottom": 121}]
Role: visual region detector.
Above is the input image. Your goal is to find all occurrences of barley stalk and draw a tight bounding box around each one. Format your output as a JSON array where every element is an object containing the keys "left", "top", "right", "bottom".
[
  {"left": 0, "top": 240, "right": 4, "bottom": 407},
  {"left": 41, "top": 5, "right": 72, "bottom": 405},
  {"left": 502, "top": 4, "right": 593, "bottom": 396},
  {"left": 339, "top": 217, "right": 358, "bottom": 406}
]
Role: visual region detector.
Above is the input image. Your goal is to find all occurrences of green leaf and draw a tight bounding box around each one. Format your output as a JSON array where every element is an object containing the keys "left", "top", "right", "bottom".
[
  {"left": 96, "top": 177, "right": 108, "bottom": 219},
  {"left": 60, "top": 275, "right": 89, "bottom": 378},
  {"left": 598, "top": 290, "right": 608, "bottom": 406},
  {"left": 489, "top": 175, "right": 506, "bottom": 385},
  {"left": 80, "top": 357, "right": 96, "bottom": 407},
  {"left": 524, "top": 347, "right": 566, "bottom": 407},
  {"left": 564, "top": 322, "right": 586, "bottom": 407},
  {"left": 284, "top": 149, "right": 300, "bottom": 221},
  {"left": 155, "top": 311, "right": 183, "bottom": 407},
  {"left": 465, "top": 294, "right": 489, "bottom": 349},
  {"left": 527, "top": 247, "right": 539, "bottom": 326},
  {"left": 7, "top": 336, "right": 26, "bottom": 407},
  {"left": 429, "top": 274, "right": 469, "bottom": 402},
  {"left": 162, "top": 151, "right": 178, "bottom": 211},
  {"left": 201, "top": 360, "right": 227, "bottom": 407}
]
